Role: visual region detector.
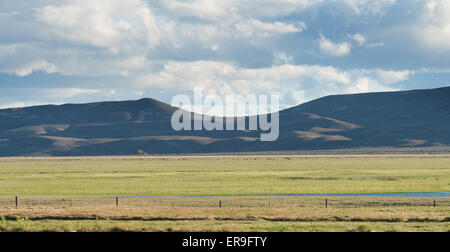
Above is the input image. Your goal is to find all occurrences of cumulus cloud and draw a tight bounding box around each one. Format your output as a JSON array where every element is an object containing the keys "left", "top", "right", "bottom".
[
  {"left": 346, "top": 77, "right": 397, "bottom": 95},
  {"left": 137, "top": 61, "right": 352, "bottom": 93},
  {"left": 0, "top": 0, "right": 448, "bottom": 110},
  {"left": 414, "top": 0, "right": 450, "bottom": 51},
  {"left": 134, "top": 60, "right": 391, "bottom": 109},
  {"left": 319, "top": 36, "right": 352, "bottom": 57},
  {"left": 375, "top": 70, "right": 412, "bottom": 85},
  {"left": 34, "top": 0, "right": 160, "bottom": 49},
  {"left": 347, "top": 77, "right": 370, "bottom": 93}
]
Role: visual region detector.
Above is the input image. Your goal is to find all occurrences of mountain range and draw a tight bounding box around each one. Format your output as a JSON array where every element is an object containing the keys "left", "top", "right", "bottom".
[{"left": 1, "top": 87, "right": 450, "bottom": 156}]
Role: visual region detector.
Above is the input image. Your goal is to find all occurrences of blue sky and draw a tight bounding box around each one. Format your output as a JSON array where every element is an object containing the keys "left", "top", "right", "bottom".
[{"left": 1, "top": 0, "right": 450, "bottom": 110}]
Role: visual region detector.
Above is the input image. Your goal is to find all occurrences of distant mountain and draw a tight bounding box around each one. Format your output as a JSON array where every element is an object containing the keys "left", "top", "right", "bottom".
[
  {"left": 1, "top": 87, "right": 450, "bottom": 156},
  {"left": 285, "top": 86, "right": 450, "bottom": 149}
]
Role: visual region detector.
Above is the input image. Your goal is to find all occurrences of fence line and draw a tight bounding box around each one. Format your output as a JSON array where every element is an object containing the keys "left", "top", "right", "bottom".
[{"left": 0, "top": 196, "right": 449, "bottom": 209}]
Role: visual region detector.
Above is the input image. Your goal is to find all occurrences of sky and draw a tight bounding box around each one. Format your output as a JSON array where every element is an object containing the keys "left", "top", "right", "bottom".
[{"left": 1, "top": 0, "right": 450, "bottom": 111}]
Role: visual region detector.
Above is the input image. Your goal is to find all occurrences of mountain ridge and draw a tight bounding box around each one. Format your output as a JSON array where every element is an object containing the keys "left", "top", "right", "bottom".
[{"left": 1, "top": 86, "right": 449, "bottom": 156}]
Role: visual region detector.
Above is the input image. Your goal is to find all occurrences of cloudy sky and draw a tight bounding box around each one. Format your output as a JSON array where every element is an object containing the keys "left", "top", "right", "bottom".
[{"left": 1, "top": 0, "right": 450, "bottom": 110}]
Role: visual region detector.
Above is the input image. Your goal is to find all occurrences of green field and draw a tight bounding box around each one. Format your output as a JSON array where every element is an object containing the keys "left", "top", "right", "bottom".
[
  {"left": 0, "top": 155, "right": 449, "bottom": 196},
  {"left": 0, "top": 155, "right": 449, "bottom": 232}
]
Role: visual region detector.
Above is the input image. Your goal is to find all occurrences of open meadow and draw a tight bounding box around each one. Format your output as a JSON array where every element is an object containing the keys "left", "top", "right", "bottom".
[{"left": 0, "top": 155, "right": 449, "bottom": 232}]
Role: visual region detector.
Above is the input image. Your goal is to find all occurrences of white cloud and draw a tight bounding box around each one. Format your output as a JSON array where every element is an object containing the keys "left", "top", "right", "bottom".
[
  {"left": 417, "top": 0, "right": 450, "bottom": 51},
  {"left": 0, "top": 43, "right": 151, "bottom": 78},
  {"left": 346, "top": 77, "right": 397, "bottom": 94},
  {"left": 137, "top": 61, "right": 354, "bottom": 94},
  {"left": 0, "top": 0, "right": 445, "bottom": 110},
  {"left": 237, "top": 0, "right": 323, "bottom": 18},
  {"left": 349, "top": 33, "right": 366, "bottom": 46},
  {"left": 158, "top": 0, "right": 322, "bottom": 20},
  {"left": 236, "top": 20, "right": 306, "bottom": 39},
  {"left": 375, "top": 70, "right": 412, "bottom": 84},
  {"left": 159, "top": 18, "right": 307, "bottom": 51},
  {"left": 347, "top": 77, "right": 370, "bottom": 93},
  {"left": 345, "top": 0, "right": 397, "bottom": 16},
  {"left": 311, "top": 66, "right": 351, "bottom": 84},
  {"left": 348, "top": 33, "right": 385, "bottom": 48},
  {"left": 0, "top": 11, "right": 18, "bottom": 17},
  {"left": 135, "top": 60, "right": 394, "bottom": 109},
  {"left": 159, "top": 0, "right": 230, "bottom": 21},
  {"left": 134, "top": 90, "right": 144, "bottom": 97},
  {"left": 12, "top": 60, "right": 58, "bottom": 77},
  {"left": 319, "top": 36, "right": 352, "bottom": 57},
  {"left": 0, "top": 101, "right": 48, "bottom": 109},
  {"left": 273, "top": 52, "right": 294, "bottom": 65},
  {"left": 149, "top": 0, "right": 315, "bottom": 50},
  {"left": 366, "top": 42, "right": 385, "bottom": 48},
  {"left": 34, "top": 0, "right": 160, "bottom": 49}
]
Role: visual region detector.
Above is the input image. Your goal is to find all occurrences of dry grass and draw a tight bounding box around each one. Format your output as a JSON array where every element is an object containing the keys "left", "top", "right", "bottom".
[
  {"left": 1, "top": 205, "right": 448, "bottom": 220},
  {"left": 1, "top": 205, "right": 449, "bottom": 232}
]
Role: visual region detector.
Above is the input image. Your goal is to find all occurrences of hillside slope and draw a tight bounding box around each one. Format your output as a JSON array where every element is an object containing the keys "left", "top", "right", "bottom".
[{"left": 0, "top": 87, "right": 449, "bottom": 156}]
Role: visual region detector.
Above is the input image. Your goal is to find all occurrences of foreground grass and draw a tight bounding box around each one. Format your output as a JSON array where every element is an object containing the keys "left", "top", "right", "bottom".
[
  {"left": 2, "top": 219, "right": 449, "bottom": 232},
  {"left": 1, "top": 206, "right": 449, "bottom": 232},
  {"left": 0, "top": 155, "right": 448, "bottom": 232},
  {"left": 0, "top": 155, "right": 449, "bottom": 196}
]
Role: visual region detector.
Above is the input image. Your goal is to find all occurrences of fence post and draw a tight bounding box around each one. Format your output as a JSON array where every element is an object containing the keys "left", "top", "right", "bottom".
[
  {"left": 116, "top": 197, "right": 119, "bottom": 207},
  {"left": 219, "top": 200, "right": 222, "bottom": 208},
  {"left": 434, "top": 200, "right": 436, "bottom": 207},
  {"left": 15, "top": 196, "right": 18, "bottom": 208},
  {"left": 325, "top": 198, "right": 328, "bottom": 208},
  {"left": 269, "top": 201, "right": 271, "bottom": 207}
]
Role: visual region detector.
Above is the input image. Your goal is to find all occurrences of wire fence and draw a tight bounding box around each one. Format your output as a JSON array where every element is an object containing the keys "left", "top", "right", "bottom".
[{"left": 1, "top": 196, "right": 449, "bottom": 209}]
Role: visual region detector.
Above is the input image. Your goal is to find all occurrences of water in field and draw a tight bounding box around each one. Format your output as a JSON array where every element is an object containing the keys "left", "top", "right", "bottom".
[{"left": 105, "top": 192, "right": 450, "bottom": 199}]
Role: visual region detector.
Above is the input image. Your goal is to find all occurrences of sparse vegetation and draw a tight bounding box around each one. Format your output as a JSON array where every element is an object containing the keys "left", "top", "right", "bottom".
[
  {"left": 0, "top": 215, "right": 32, "bottom": 232},
  {"left": 0, "top": 155, "right": 448, "bottom": 232},
  {"left": 135, "top": 149, "right": 146, "bottom": 156},
  {"left": 350, "top": 225, "right": 372, "bottom": 232},
  {"left": 0, "top": 205, "right": 449, "bottom": 232}
]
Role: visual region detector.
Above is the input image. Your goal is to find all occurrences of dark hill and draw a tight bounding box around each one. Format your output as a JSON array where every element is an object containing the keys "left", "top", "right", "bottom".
[
  {"left": 0, "top": 87, "right": 449, "bottom": 156},
  {"left": 285, "top": 87, "right": 450, "bottom": 148}
]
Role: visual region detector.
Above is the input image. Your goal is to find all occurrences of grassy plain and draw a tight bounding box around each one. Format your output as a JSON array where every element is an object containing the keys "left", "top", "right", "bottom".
[
  {"left": 0, "top": 155, "right": 449, "bottom": 196},
  {"left": 0, "top": 155, "right": 449, "bottom": 232}
]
